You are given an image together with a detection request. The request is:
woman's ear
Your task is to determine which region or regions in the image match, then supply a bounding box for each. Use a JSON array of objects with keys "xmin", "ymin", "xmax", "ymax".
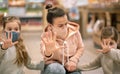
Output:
[
  {"xmin": 45, "ymin": 24, "xmax": 53, "ymax": 32},
  {"xmin": 49, "ymin": 24, "xmax": 54, "ymax": 31}
]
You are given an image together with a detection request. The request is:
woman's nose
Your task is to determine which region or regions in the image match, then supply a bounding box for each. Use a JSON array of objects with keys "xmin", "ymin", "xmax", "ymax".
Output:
[{"xmin": 62, "ymin": 25, "xmax": 66, "ymax": 29}]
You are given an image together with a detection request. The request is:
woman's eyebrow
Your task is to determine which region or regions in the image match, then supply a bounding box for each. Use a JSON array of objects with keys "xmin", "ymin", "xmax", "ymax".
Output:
[{"xmin": 65, "ymin": 22, "xmax": 67, "ymax": 25}]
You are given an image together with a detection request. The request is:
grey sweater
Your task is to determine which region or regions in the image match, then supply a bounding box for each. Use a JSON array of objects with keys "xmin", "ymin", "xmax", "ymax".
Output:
[
  {"xmin": 0, "ymin": 46, "xmax": 44, "ymax": 74},
  {"xmin": 107, "ymin": 48, "xmax": 120, "ymax": 74},
  {"xmin": 78, "ymin": 48, "xmax": 120, "ymax": 74}
]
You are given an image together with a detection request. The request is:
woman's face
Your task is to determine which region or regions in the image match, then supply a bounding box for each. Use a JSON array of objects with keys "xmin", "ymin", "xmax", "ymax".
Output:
[
  {"xmin": 52, "ymin": 15, "xmax": 68, "ymax": 39},
  {"xmin": 4, "ymin": 21, "xmax": 20, "ymax": 32}
]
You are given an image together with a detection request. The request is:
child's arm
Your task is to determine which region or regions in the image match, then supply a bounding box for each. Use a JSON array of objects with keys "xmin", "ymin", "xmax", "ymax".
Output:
[
  {"xmin": 25, "ymin": 56, "xmax": 44, "ymax": 70},
  {"xmin": 0, "ymin": 33, "xmax": 18, "ymax": 58},
  {"xmin": 97, "ymin": 40, "xmax": 120, "ymax": 62},
  {"xmin": 0, "ymin": 43, "xmax": 6, "ymax": 58},
  {"xmin": 106, "ymin": 48, "xmax": 120, "ymax": 62},
  {"xmin": 77, "ymin": 54, "xmax": 102, "ymax": 71},
  {"xmin": 69, "ymin": 31, "xmax": 84, "ymax": 64}
]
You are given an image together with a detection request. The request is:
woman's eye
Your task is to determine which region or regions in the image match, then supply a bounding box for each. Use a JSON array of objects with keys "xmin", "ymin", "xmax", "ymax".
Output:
[{"xmin": 59, "ymin": 25, "xmax": 63, "ymax": 27}]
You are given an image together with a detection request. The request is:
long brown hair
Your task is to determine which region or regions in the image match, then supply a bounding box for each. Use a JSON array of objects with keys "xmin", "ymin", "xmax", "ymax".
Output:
[{"xmin": 2, "ymin": 16, "xmax": 29, "ymax": 66}]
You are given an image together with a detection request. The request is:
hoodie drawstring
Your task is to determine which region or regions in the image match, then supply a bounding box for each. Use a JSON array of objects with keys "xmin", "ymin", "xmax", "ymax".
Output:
[{"xmin": 62, "ymin": 41, "xmax": 69, "ymax": 66}]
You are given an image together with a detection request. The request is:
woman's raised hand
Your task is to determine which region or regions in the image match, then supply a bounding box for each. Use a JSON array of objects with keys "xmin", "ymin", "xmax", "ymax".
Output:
[{"xmin": 41, "ymin": 31, "xmax": 63, "ymax": 56}]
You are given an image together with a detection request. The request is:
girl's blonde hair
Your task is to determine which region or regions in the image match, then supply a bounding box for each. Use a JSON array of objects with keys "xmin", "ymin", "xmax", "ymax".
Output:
[{"xmin": 2, "ymin": 16, "xmax": 28, "ymax": 66}]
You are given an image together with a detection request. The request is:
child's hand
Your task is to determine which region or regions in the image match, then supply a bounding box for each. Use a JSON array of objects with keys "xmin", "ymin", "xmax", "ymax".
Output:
[
  {"xmin": 97, "ymin": 40, "xmax": 112, "ymax": 54},
  {"xmin": 41, "ymin": 31, "xmax": 63, "ymax": 56},
  {"xmin": 65, "ymin": 61, "xmax": 77, "ymax": 72},
  {"xmin": 0, "ymin": 32, "xmax": 18, "ymax": 50},
  {"xmin": 0, "ymin": 37, "xmax": 3, "ymax": 42}
]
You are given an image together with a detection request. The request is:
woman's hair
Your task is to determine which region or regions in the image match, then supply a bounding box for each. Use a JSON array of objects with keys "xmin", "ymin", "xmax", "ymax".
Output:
[
  {"xmin": 101, "ymin": 26, "xmax": 119, "ymax": 48},
  {"xmin": 45, "ymin": 4, "xmax": 65, "ymax": 24},
  {"xmin": 2, "ymin": 16, "xmax": 29, "ymax": 66}
]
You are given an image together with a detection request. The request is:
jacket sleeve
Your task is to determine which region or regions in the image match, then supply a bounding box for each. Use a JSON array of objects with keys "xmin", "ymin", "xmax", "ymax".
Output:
[
  {"xmin": 106, "ymin": 48, "xmax": 120, "ymax": 63},
  {"xmin": 77, "ymin": 54, "xmax": 102, "ymax": 71},
  {"xmin": 69, "ymin": 31, "xmax": 84, "ymax": 63},
  {"xmin": 25, "ymin": 55, "xmax": 44, "ymax": 71},
  {"xmin": 0, "ymin": 46, "xmax": 6, "ymax": 59}
]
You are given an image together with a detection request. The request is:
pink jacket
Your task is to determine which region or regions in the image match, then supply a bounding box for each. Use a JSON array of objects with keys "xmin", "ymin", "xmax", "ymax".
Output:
[{"xmin": 40, "ymin": 22, "xmax": 84, "ymax": 65}]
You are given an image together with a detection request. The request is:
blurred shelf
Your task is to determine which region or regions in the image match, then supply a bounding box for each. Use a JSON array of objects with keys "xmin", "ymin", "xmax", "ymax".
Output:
[
  {"xmin": 78, "ymin": 4, "xmax": 120, "ymax": 38},
  {"xmin": 21, "ymin": 25, "xmax": 43, "ymax": 32}
]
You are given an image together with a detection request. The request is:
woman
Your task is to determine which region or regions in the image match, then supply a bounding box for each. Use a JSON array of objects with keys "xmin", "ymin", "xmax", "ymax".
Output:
[{"xmin": 40, "ymin": 4, "xmax": 84, "ymax": 74}]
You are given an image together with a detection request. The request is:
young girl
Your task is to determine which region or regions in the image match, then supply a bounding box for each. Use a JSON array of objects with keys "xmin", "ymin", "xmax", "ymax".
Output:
[
  {"xmin": 0, "ymin": 16, "xmax": 44, "ymax": 74},
  {"xmin": 78, "ymin": 26, "xmax": 120, "ymax": 74},
  {"xmin": 40, "ymin": 4, "xmax": 84, "ymax": 74}
]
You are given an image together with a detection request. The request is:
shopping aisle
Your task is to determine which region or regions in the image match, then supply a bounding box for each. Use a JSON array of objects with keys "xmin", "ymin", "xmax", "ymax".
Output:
[
  {"xmin": 22, "ymin": 31, "xmax": 42, "ymax": 74},
  {"xmin": 80, "ymin": 39, "xmax": 104, "ymax": 74},
  {"xmin": 22, "ymin": 31, "xmax": 103, "ymax": 74}
]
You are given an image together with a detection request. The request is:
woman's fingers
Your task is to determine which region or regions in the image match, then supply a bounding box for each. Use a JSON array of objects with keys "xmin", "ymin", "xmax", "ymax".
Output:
[
  {"xmin": 41, "ymin": 33, "xmax": 49, "ymax": 43},
  {"xmin": 45, "ymin": 32, "xmax": 50, "ymax": 42},
  {"xmin": 52, "ymin": 32, "xmax": 56, "ymax": 41},
  {"xmin": 47, "ymin": 31, "xmax": 55, "ymax": 41},
  {"xmin": 41, "ymin": 31, "xmax": 57, "ymax": 52},
  {"xmin": 49, "ymin": 31, "xmax": 52, "ymax": 40},
  {"xmin": 41, "ymin": 37, "xmax": 46, "ymax": 44},
  {"xmin": 42, "ymin": 31, "xmax": 56, "ymax": 43}
]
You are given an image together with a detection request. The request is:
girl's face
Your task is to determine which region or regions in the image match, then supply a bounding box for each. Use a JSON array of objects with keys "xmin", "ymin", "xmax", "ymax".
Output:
[
  {"xmin": 102, "ymin": 38, "xmax": 117, "ymax": 49},
  {"xmin": 52, "ymin": 15, "xmax": 68, "ymax": 39},
  {"xmin": 4, "ymin": 21, "xmax": 20, "ymax": 42},
  {"xmin": 4, "ymin": 21, "xmax": 20, "ymax": 32}
]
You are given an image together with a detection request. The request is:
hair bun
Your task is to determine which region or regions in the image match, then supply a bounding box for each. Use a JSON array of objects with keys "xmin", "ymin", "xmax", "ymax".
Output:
[{"xmin": 45, "ymin": 4, "xmax": 52, "ymax": 9}]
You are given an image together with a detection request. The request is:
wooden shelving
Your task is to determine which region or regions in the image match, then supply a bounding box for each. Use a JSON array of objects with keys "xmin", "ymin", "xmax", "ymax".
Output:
[{"xmin": 79, "ymin": 5, "xmax": 120, "ymax": 37}]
